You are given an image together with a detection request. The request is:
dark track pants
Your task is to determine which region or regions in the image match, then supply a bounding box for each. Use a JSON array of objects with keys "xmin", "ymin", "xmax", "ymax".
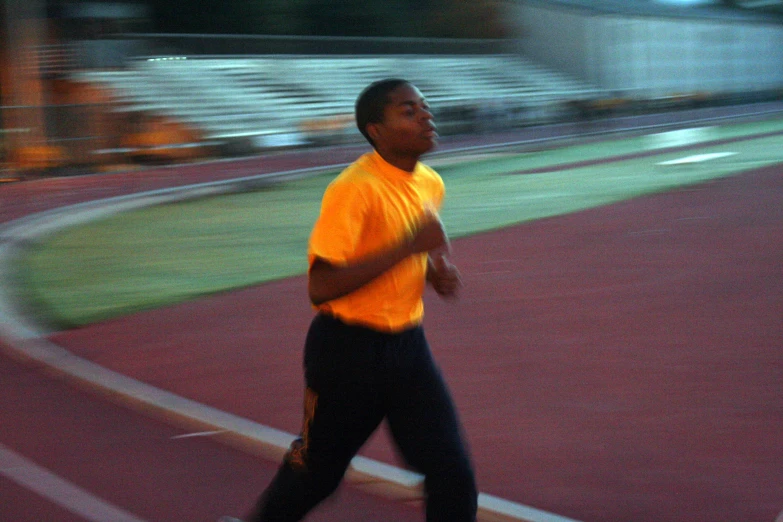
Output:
[{"xmin": 250, "ymin": 313, "xmax": 477, "ymax": 522}]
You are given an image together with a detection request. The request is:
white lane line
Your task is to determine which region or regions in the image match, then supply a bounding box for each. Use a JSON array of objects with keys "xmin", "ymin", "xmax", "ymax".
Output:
[
  {"xmin": 0, "ymin": 442, "xmax": 147, "ymax": 522},
  {"xmin": 0, "ymin": 175, "xmax": 583, "ymax": 522},
  {"xmin": 480, "ymin": 493, "xmax": 582, "ymax": 522},
  {"xmin": 627, "ymin": 228, "xmax": 669, "ymax": 236},
  {"xmin": 3, "ymin": 334, "xmax": 582, "ymax": 521},
  {"xmin": 171, "ymin": 429, "xmax": 227, "ymax": 439}
]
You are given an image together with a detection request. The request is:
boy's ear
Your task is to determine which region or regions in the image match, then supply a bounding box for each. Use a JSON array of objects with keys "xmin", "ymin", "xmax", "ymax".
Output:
[{"xmin": 367, "ymin": 122, "xmax": 381, "ymax": 143}]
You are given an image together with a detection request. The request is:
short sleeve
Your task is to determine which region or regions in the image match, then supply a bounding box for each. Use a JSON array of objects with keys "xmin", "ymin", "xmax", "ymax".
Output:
[
  {"xmin": 308, "ymin": 180, "xmax": 368, "ymax": 267},
  {"xmin": 422, "ymin": 165, "xmax": 445, "ymax": 211}
]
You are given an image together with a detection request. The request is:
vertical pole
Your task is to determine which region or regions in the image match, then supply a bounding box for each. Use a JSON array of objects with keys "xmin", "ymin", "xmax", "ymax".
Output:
[{"xmin": 1, "ymin": 0, "xmax": 47, "ymax": 152}]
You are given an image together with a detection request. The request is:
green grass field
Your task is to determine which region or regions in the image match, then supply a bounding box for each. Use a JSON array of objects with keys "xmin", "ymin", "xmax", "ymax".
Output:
[{"xmin": 16, "ymin": 119, "xmax": 783, "ymax": 328}]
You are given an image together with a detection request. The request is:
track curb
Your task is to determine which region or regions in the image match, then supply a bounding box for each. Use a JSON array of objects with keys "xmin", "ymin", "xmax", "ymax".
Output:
[{"xmin": 0, "ymin": 170, "xmax": 581, "ymax": 522}]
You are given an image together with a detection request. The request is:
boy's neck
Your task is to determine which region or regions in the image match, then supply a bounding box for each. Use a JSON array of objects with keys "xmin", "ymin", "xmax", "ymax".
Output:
[{"xmin": 376, "ymin": 149, "xmax": 418, "ymax": 173}]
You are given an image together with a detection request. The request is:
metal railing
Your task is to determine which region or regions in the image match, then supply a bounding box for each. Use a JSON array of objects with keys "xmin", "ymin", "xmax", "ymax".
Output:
[{"xmin": 112, "ymin": 33, "xmax": 517, "ymax": 59}]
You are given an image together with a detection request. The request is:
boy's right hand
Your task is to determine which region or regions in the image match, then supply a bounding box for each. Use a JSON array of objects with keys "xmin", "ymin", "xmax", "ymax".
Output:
[{"xmin": 408, "ymin": 209, "xmax": 450, "ymax": 256}]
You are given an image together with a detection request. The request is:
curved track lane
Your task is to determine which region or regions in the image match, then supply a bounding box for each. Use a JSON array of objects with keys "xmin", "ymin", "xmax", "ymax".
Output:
[{"xmin": 2, "ymin": 111, "xmax": 782, "ymax": 521}]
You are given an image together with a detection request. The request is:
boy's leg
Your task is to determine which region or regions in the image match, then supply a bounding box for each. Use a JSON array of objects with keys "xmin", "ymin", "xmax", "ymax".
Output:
[
  {"xmin": 385, "ymin": 327, "xmax": 477, "ymax": 522},
  {"xmin": 250, "ymin": 386, "xmax": 384, "ymax": 521},
  {"xmin": 249, "ymin": 315, "xmax": 386, "ymax": 522}
]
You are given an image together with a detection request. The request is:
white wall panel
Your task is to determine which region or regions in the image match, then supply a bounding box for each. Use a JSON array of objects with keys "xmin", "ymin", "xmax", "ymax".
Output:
[
  {"xmin": 516, "ymin": 4, "xmax": 590, "ymax": 79},
  {"xmin": 512, "ymin": 1, "xmax": 783, "ymax": 97}
]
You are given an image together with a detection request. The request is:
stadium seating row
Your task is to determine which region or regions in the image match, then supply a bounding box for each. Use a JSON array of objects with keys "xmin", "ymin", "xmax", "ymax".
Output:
[
  {"xmin": 74, "ymin": 54, "xmax": 603, "ymax": 146},
  {"xmin": 1, "ymin": 54, "xmax": 604, "ymax": 176}
]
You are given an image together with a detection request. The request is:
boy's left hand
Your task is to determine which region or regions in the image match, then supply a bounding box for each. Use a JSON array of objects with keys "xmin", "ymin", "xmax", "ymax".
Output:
[{"xmin": 427, "ymin": 255, "xmax": 462, "ymax": 299}]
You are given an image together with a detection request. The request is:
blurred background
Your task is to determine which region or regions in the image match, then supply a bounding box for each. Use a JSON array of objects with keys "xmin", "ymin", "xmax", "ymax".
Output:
[
  {"xmin": 2, "ymin": 3, "xmax": 783, "ymax": 521},
  {"xmin": 1, "ymin": 0, "xmax": 782, "ymax": 179}
]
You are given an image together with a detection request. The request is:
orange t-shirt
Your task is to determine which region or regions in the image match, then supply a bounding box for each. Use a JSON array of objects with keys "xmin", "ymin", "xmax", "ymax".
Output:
[{"xmin": 308, "ymin": 151, "xmax": 445, "ymax": 332}]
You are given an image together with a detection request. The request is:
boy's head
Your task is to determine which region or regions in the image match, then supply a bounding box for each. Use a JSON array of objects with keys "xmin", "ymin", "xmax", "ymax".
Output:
[
  {"xmin": 355, "ymin": 78, "xmax": 410, "ymax": 147},
  {"xmin": 355, "ymin": 79, "xmax": 437, "ymax": 159}
]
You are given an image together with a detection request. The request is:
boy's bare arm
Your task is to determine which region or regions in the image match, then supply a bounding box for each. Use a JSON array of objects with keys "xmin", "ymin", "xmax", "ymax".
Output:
[
  {"xmin": 309, "ymin": 213, "xmax": 449, "ymax": 305},
  {"xmin": 427, "ymin": 254, "xmax": 462, "ymax": 299}
]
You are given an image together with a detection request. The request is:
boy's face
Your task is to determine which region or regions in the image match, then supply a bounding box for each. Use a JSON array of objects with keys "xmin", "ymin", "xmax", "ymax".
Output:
[{"xmin": 369, "ymin": 83, "xmax": 437, "ymax": 158}]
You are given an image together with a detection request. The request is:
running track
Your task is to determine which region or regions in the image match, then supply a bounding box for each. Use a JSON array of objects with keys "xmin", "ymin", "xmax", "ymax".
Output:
[{"xmin": 1, "ymin": 118, "xmax": 782, "ymax": 521}]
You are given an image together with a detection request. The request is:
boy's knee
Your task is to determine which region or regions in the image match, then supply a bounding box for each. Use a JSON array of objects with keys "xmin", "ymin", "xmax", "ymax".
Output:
[{"xmin": 284, "ymin": 437, "xmax": 347, "ymax": 492}]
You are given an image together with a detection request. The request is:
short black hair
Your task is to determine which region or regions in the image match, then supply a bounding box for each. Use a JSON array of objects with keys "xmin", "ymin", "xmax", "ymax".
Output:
[{"xmin": 355, "ymin": 78, "xmax": 410, "ymax": 147}]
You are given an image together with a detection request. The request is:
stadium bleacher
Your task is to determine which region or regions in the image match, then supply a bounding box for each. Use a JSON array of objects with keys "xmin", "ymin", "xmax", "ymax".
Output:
[{"xmin": 72, "ymin": 54, "xmax": 603, "ymax": 154}]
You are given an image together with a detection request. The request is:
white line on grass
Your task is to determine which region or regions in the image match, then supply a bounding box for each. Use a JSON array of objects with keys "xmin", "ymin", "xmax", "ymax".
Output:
[{"xmin": 656, "ymin": 151, "xmax": 737, "ymax": 166}]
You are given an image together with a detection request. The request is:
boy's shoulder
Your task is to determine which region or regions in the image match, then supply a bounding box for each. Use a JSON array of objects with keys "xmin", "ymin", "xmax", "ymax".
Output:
[
  {"xmin": 416, "ymin": 161, "xmax": 441, "ymax": 180},
  {"xmin": 330, "ymin": 154, "xmax": 376, "ymax": 187}
]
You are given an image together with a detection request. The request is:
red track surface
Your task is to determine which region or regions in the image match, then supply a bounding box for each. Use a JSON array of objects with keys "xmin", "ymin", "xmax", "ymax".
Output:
[
  {"xmin": 0, "ymin": 349, "xmax": 423, "ymax": 522},
  {"xmin": 1, "ymin": 137, "xmax": 782, "ymax": 521}
]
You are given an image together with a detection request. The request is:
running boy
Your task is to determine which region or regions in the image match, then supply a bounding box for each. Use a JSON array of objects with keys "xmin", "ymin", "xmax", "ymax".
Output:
[{"xmin": 238, "ymin": 78, "xmax": 477, "ymax": 522}]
